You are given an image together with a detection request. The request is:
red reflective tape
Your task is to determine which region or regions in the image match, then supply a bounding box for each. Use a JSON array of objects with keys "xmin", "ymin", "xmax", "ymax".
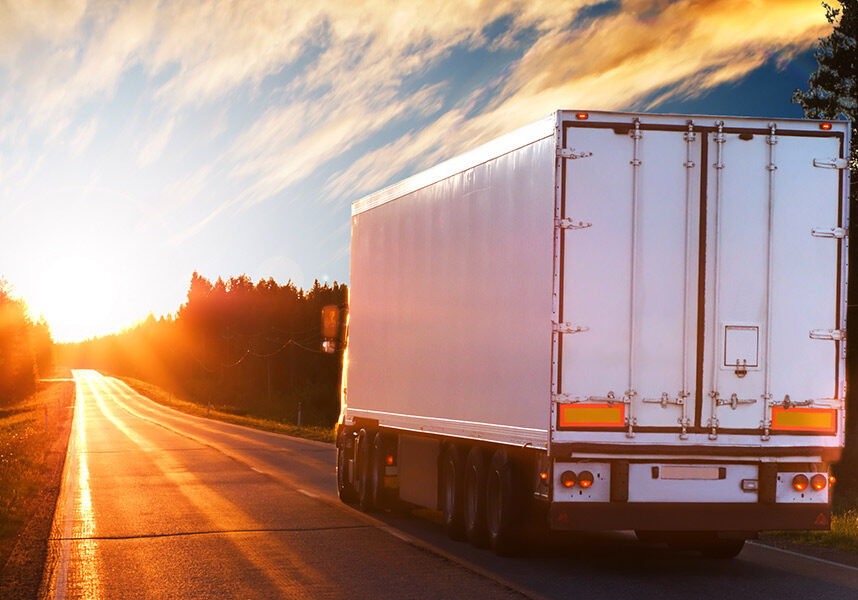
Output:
[
  {"xmin": 558, "ymin": 403, "xmax": 625, "ymax": 428},
  {"xmin": 771, "ymin": 407, "xmax": 837, "ymax": 433}
]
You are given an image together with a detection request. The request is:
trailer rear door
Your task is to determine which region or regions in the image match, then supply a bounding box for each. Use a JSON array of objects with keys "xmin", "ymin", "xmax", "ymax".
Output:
[{"xmin": 555, "ymin": 116, "xmax": 845, "ymax": 441}]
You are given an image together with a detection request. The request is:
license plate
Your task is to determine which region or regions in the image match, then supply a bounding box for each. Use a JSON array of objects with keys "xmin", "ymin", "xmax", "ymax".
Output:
[{"xmin": 660, "ymin": 465, "xmax": 721, "ymax": 480}]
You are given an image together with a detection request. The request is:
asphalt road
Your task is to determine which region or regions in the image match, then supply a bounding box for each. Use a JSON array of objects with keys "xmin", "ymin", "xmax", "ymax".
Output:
[{"xmin": 41, "ymin": 370, "xmax": 858, "ymax": 599}]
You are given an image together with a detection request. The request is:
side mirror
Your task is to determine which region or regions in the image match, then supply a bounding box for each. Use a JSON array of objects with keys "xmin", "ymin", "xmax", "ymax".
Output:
[{"xmin": 321, "ymin": 305, "xmax": 343, "ymax": 353}]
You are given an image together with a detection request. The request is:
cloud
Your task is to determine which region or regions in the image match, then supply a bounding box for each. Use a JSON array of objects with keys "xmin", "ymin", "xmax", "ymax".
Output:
[
  {"xmin": 325, "ymin": 0, "xmax": 831, "ymax": 202},
  {"xmin": 137, "ymin": 116, "xmax": 175, "ymax": 167},
  {"xmin": 0, "ymin": 0, "xmax": 832, "ymax": 243},
  {"xmin": 68, "ymin": 117, "xmax": 98, "ymax": 156},
  {"xmin": 0, "ymin": 0, "xmax": 86, "ymax": 62}
]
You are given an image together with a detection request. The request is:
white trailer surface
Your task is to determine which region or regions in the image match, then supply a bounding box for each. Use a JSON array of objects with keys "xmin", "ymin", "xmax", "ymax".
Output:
[{"xmin": 337, "ymin": 110, "xmax": 851, "ymax": 551}]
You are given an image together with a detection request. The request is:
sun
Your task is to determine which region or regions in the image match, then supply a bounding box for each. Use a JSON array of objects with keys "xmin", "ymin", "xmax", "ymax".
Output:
[{"xmin": 31, "ymin": 255, "xmax": 120, "ymax": 343}]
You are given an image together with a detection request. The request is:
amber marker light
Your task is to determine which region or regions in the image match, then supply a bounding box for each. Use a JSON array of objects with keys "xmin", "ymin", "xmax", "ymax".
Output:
[
  {"xmin": 830, "ymin": 475, "xmax": 837, "ymax": 486},
  {"xmin": 792, "ymin": 474, "xmax": 809, "ymax": 492},
  {"xmin": 386, "ymin": 455, "xmax": 394, "ymax": 466},
  {"xmin": 811, "ymin": 474, "xmax": 827, "ymax": 491},
  {"xmin": 820, "ymin": 122, "xmax": 832, "ymax": 130},
  {"xmin": 539, "ymin": 471, "xmax": 549, "ymax": 481},
  {"xmin": 578, "ymin": 471, "xmax": 594, "ymax": 488},
  {"xmin": 575, "ymin": 112, "xmax": 589, "ymax": 120},
  {"xmin": 560, "ymin": 471, "xmax": 577, "ymax": 488}
]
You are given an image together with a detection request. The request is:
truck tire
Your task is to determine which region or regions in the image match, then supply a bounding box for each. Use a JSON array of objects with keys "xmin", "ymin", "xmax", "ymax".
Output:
[
  {"xmin": 355, "ymin": 428, "xmax": 375, "ymax": 512},
  {"xmin": 441, "ymin": 445, "xmax": 466, "ymax": 540},
  {"xmin": 369, "ymin": 432, "xmax": 387, "ymax": 509},
  {"xmin": 697, "ymin": 538, "xmax": 745, "ymax": 559},
  {"xmin": 661, "ymin": 531, "xmax": 746, "ymax": 559},
  {"xmin": 486, "ymin": 450, "xmax": 520, "ymax": 555},
  {"xmin": 336, "ymin": 438, "xmax": 358, "ymax": 504},
  {"xmin": 464, "ymin": 447, "xmax": 489, "ymax": 547},
  {"xmin": 634, "ymin": 530, "xmax": 665, "ymax": 544}
]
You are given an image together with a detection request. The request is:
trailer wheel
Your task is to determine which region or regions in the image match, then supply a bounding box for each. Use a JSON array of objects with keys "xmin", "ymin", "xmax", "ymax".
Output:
[
  {"xmin": 464, "ymin": 447, "xmax": 489, "ymax": 547},
  {"xmin": 661, "ymin": 532, "xmax": 746, "ymax": 559},
  {"xmin": 697, "ymin": 538, "xmax": 745, "ymax": 559},
  {"xmin": 634, "ymin": 530, "xmax": 665, "ymax": 544},
  {"xmin": 441, "ymin": 445, "xmax": 466, "ymax": 540},
  {"xmin": 336, "ymin": 435, "xmax": 358, "ymax": 504},
  {"xmin": 486, "ymin": 450, "xmax": 520, "ymax": 555},
  {"xmin": 369, "ymin": 432, "xmax": 388, "ymax": 510},
  {"xmin": 355, "ymin": 428, "xmax": 375, "ymax": 512}
]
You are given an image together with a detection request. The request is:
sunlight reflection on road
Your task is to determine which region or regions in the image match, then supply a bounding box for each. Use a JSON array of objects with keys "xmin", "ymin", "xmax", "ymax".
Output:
[{"xmin": 70, "ymin": 380, "xmax": 100, "ymax": 599}]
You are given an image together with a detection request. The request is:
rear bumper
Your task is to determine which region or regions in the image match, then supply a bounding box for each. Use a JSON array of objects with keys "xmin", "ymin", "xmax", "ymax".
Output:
[{"xmin": 549, "ymin": 502, "xmax": 830, "ymax": 532}]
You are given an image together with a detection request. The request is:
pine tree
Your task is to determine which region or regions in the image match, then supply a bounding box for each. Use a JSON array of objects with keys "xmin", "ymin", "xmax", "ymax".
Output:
[
  {"xmin": 794, "ymin": 1, "xmax": 858, "ymax": 501},
  {"xmin": 793, "ymin": 0, "xmax": 856, "ymax": 182}
]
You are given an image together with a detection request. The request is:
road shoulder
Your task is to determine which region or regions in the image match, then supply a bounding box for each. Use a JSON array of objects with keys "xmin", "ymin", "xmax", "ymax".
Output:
[{"xmin": 0, "ymin": 378, "xmax": 75, "ymax": 600}]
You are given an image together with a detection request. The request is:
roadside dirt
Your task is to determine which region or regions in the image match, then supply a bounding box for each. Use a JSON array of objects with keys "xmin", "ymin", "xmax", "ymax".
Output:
[{"xmin": 0, "ymin": 377, "xmax": 75, "ymax": 600}]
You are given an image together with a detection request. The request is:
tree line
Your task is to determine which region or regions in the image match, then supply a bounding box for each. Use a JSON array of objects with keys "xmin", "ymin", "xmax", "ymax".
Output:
[
  {"xmin": 0, "ymin": 281, "xmax": 55, "ymax": 405},
  {"xmin": 60, "ymin": 273, "xmax": 347, "ymax": 427}
]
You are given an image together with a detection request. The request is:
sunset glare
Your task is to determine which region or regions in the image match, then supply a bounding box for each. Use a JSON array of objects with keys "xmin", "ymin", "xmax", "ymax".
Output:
[{"xmin": 0, "ymin": 0, "xmax": 832, "ymax": 341}]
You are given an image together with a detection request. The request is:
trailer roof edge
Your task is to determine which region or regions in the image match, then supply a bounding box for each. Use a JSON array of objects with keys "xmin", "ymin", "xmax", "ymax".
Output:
[{"xmin": 351, "ymin": 114, "xmax": 557, "ymax": 216}]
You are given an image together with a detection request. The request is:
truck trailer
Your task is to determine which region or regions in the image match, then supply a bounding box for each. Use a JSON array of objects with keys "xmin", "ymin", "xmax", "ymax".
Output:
[{"xmin": 329, "ymin": 110, "xmax": 851, "ymax": 557}]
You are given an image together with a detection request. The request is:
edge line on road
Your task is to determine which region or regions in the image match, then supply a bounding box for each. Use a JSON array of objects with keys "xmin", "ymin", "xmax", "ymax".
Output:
[
  {"xmin": 101, "ymin": 376, "xmax": 548, "ymax": 600},
  {"xmin": 48, "ymin": 524, "xmax": 372, "ymax": 541},
  {"xmin": 747, "ymin": 541, "xmax": 858, "ymax": 573}
]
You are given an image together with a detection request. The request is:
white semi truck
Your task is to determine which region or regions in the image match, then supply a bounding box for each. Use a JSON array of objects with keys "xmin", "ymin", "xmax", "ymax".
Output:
[{"xmin": 326, "ymin": 110, "xmax": 851, "ymax": 557}]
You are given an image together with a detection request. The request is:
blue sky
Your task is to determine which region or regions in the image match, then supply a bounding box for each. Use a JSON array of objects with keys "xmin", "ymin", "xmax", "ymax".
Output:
[{"xmin": 0, "ymin": 0, "xmax": 832, "ymax": 341}]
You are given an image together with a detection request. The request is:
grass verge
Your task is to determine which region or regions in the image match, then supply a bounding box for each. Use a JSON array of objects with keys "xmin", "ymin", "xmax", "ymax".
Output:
[
  {"xmin": 763, "ymin": 510, "xmax": 858, "ymax": 554},
  {"xmin": 117, "ymin": 376, "xmax": 336, "ymax": 444},
  {"xmin": 0, "ymin": 369, "xmax": 75, "ymax": 598}
]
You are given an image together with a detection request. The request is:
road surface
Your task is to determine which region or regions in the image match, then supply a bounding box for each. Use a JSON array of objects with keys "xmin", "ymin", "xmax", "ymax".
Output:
[{"xmin": 41, "ymin": 370, "xmax": 858, "ymax": 599}]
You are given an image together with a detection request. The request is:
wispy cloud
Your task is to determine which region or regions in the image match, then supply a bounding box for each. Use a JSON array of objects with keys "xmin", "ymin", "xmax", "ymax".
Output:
[
  {"xmin": 137, "ymin": 116, "xmax": 175, "ymax": 167},
  {"xmin": 0, "ymin": 0, "xmax": 831, "ymax": 272},
  {"xmin": 68, "ymin": 117, "xmax": 98, "ymax": 156},
  {"xmin": 325, "ymin": 0, "xmax": 831, "ymax": 201}
]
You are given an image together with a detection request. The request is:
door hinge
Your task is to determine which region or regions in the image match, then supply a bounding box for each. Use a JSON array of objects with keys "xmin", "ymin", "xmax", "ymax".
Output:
[
  {"xmin": 813, "ymin": 157, "xmax": 848, "ymax": 169},
  {"xmin": 811, "ymin": 226, "xmax": 847, "ymax": 239},
  {"xmin": 555, "ymin": 218, "xmax": 592, "ymax": 230},
  {"xmin": 557, "ymin": 148, "xmax": 593, "ymax": 160},
  {"xmin": 809, "ymin": 329, "xmax": 845, "ymax": 341},
  {"xmin": 552, "ymin": 322, "xmax": 589, "ymax": 334}
]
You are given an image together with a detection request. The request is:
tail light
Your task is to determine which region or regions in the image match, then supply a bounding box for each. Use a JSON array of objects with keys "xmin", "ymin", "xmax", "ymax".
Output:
[
  {"xmin": 792, "ymin": 474, "xmax": 809, "ymax": 492},
  {"xmin": 811, "ymin": 474, "xmax": 827, "ymax": 491},
  {"xmin": 560, "ymin": 471, "xmax": 577, "ymax": 488},
  {"xmin": 578, "ymin": 471, "xmax": 594, "ymax": 488}
]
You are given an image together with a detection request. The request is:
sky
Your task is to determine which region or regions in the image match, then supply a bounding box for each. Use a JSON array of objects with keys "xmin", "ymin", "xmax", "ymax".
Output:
[{"xmin": 0, "ymin": 0, "xmax": 834, "ymax": 342}]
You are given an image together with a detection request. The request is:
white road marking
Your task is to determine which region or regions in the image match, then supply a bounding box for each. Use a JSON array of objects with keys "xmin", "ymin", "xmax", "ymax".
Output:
[
  {"xmin": 748, "ymin": 541, "xmax": 858, "ymax": 572},
  {"xmin": 52, "ymin": 380, "xmax": 80, "ymax": 600},
  {"xmin": 296, "ymin": 489, "xmax": 318, "ymax": 499},
  {"xmin": 379, "ymin": 526, "xmax": 412, "ymax": 543}
]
